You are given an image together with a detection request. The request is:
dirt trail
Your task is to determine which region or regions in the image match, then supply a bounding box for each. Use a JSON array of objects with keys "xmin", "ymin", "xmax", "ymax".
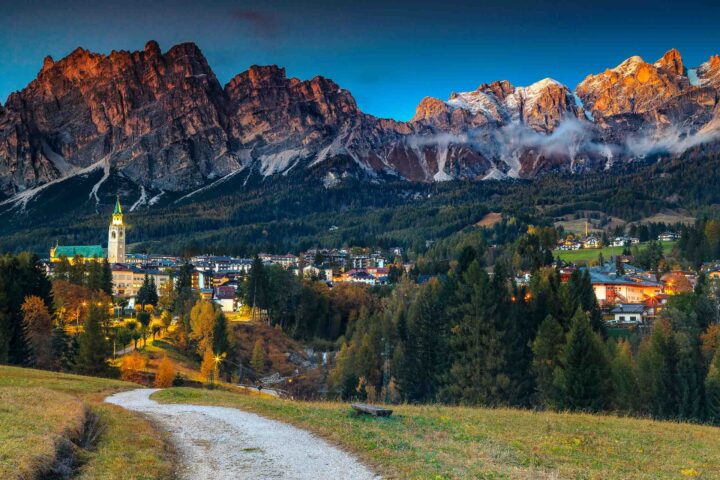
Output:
[{"xmin": 106, "ymin": 389, "xmax": 378, "ymax": 480}]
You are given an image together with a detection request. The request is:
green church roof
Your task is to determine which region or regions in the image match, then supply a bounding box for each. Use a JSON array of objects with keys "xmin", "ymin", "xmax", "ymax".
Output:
[
  {"xmin": 53, "ymin": 245, "xmax": 106, "ymax": 259},
  {"xmin": 114, "ymin": 196, "xmax": 122, "ymax": 215}
]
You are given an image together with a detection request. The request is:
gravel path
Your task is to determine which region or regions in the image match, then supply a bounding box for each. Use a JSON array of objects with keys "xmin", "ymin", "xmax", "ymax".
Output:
[{"xmin": 105, "ymin": 389, "xmax": 378, "ymax": 480}]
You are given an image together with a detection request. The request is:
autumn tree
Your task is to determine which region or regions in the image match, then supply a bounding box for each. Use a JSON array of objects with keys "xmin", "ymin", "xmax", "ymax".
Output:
[
  {"xmin": 190, "ymin": 300, "xmax": 216, "ymax": 356},
  {"xmin": 200, "ymin": 347, "xmax": 218, "ymax": 385},
  {"xmin": 120, "ymin": 351, "xmax": 147, "ymax": 383},
  {"xmin": 155, "ymin": 355, "xmax": 175, "ymax": 388},
  {"xmin": 21, "ymin": 295, "xmax": 54, "ymax": 369}
]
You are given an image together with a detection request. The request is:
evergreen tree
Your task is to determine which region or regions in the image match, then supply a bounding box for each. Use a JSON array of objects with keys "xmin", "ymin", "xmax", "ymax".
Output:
[
  {"xmin": 705, "ymin": 348, "xmax": 720, "ymax": 424},
  {"xmin": 245, "ymin": 256, "xmax": 269, "ymax": 315},
  {"xmin": 136, "ymin": 275, "xmax": 152, "ymax": 306},
  {"xmin": 397, "ymin": 279, "xmax": 447, "ymax": 402},
  {"xmin": 676, "ymin": 332, "xmax": 705, "ymax": 420},
  {"xmin": 447, "ymin": 261, "xmax": 508, "ymax": 405},
  {"xmin": 553, "ymin": 309, "xmax": 612, "ymax": 412},
  {"xmin": 75, "ymin": 304, "xmax": 109, "ymax": 375},
  {"xmin": 50, "ymin": 326, "xmax": 75, "ymax": 372},
  {"xmin": 101, "ymin": 259, "xmax": 113, "ymax": 296},
  {"xmin": 212, "ymin": 310, "xmax": 231, "ymax": 359},
  {"xmin": 531, "ymin": 315, "xmax": 565, "ymax": 406},
  {"xmin": 636, "ymin": 319, "xmax": 680, "ymax": 418},
  {"xmin": 610, "ymin": 340, "xmax": 638, "ymax": 412},
  {"xmin": 250, "ymin": 338, "xmax": 266, "ymax": 374},
  {"xmin": 147, "ymin": 276, "xmax": 159, "ymax": 306},
  {"xmin": 0, "ymin": 253, "xmax": 52, "ymax": 365}
]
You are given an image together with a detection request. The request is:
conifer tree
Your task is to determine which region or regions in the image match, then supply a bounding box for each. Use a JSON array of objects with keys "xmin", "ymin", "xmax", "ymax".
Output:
[
  {"xmin": 676, "ymin": 332, "xmax": 705, "ymax": 420},
  {"xmin": 553, "ymin": 309, "xmax": 612, "ymax": 412},
  {"xmin": 76, "ymin": 304, "xmax": 109, "ymax": 375},
  {"xmin": 101, "ymin": 259, "xmax": 113, "ymax": 296},
  {"xmin": 50, "ymin": 326, "xmax": 75, "ymax": 371},
  {"xmin": 636, "ymin": 319, "xmax": 680, "ymax": 418},
  {"xmin": 250, "ymin": 338, "xmax": 266, "ymax": 374},
  {"xmin": 610, "ymin": 340, "xmax": 638, "ymax": 412},
  {"xmin": 448, "ymin": 260, "xmax": 508, "ymax": 405},
  {"xmin": 705, "ymin": 348, "xmax": 720, "ymax": 424},
  {"xmin": 532, "ymin": 314, "xmax": 565, "ymax": 406},
  {"xmin": 397, "ymin": 279, "xmax": 447, "ymax": 402}
]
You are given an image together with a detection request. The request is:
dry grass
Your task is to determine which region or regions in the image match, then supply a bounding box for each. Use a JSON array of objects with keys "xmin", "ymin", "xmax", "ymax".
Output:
[
  {"xmin": 0, "ymin": 387, "xmax": 85, "ymax": 478},
  {"xmin": 639, "ymin": 209, "xmax": 696, "ymax": 225},
  {"xmin": 154, "ymin": 388, "xmax": 720, "ymax": 479},
  {"xmin": 0, "ymin": 365, "xmax": 173, "ymax": 479},
  {"xmin": 476, "ymin": 212, "xmax": 503, "ymax": 228}
]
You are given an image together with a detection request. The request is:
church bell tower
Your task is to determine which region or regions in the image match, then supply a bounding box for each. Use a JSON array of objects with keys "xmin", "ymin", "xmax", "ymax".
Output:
[{"xmin": 108, "ymin": 196, "xmax": 126, "ymax": 264}]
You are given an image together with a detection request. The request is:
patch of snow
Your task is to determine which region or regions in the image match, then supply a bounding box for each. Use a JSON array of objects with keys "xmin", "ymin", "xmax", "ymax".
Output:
[
  {"xmin": 147, "ymin": 190, "xmax": 164, "ymax": 206},
  {"xmin": 323, "ymin": 172, "xmax": 340, "ymax": 188},
  {"xmin": 482, "ymin": 168, "xmax": 508, "ymax": 180},
  {"xmin": 259, "ymin": 149, "xmax": 304, "ymax": 176},
  {"xmin": 0, "ymin": 159, "xmax": 107, "ymax": 212},
  {"xmin": 88, "ymin": 157, "xmax": 111, "ymax": 205},
  {"xmin": 687, "ymin": 68, "xmax": 701, "ymax": 86},
  {"xmin": 433, "ymin": 170, "xmax": 453, "ymax": 181},
  {"xmin": 175, "ymin": 168, "xmax": 244, "ymax": 203},
  {"xmin": 129, "ymin": 186, "xmax": 147, "ymax": 212},
  {"xmin": 573, "ymin": 92, "xmax": 594, "ymax": 121},
  {"xmin": 446, "ymin": 90, "xmax": 504, "ymax": 119}
]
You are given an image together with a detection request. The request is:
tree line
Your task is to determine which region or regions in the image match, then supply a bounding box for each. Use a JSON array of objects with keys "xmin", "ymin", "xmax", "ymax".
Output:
[{"xmin": 327, "ymin": 245, "xmax": 720, "ymax": 425}]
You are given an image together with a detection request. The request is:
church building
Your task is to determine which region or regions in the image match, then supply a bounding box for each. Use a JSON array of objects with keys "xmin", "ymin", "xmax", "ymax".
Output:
[
  {"xmin": 107, "ymin": 197, "xmax": 126, "ymax": 263},
  {"xmin": 50, "ymin": 197, "xmax": 127, "ymax": 264}
]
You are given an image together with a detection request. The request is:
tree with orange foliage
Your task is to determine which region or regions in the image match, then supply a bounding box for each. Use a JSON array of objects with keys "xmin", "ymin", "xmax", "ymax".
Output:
[
  {"xmin": 21, "ymin": 295, "xmax": 54, "ymax": 369},
  {"xmin": 155, "ymin": 355, "xmax": 175, "ymax": 388},
  {"xmin": 200, "ymin": 347, "xmax": 218, "ymax": 385},
  {"xmin": 120, "ymin": 351, "xmax": 147, "ymax": 384}
]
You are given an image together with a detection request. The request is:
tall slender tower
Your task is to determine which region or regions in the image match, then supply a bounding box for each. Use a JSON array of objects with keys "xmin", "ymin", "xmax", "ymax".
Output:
[{"xmin": 108, "ymin": 196, "xmax": 126, "ymax": 264}]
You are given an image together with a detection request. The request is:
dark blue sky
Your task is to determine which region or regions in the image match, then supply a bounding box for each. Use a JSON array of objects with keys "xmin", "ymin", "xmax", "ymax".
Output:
[{"xmin": 2, "ymin": 0, "xmax": 719, "ymax": 120}]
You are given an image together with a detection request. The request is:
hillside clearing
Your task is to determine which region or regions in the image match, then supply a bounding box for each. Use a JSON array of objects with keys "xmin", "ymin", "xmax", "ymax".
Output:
[
  {"xmin": 553, "ymin": 241, "xmax": 676, "ymax": 263},
  {"xmin": 154, "ymin": 387, "xmax": 720, "ymax": 479},
  {"xmin": 0, "ymin": 365, "xmax": 173, "ymax": 480}
]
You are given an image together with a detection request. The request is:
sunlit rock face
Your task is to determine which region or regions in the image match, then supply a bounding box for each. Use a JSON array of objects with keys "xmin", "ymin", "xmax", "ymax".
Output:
[{"xmin": 1, "ymin": 43, "xmax": 720, "ymax": 197}]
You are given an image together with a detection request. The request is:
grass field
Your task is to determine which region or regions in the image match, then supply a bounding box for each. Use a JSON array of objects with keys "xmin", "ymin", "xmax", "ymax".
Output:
[
  {"xmin": 0, "ymin": 365, "xmax": 173, "ymax": 480},
  {"xmin": 553, "ymin": 241, "xmax": 677, "ymax": 263},
  {"xmin": 154, "ymin": 387, "xmax": 720, "ymax": 480}
]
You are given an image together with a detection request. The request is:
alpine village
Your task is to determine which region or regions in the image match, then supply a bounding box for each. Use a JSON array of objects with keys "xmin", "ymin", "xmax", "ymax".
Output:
[{"xmin": 4, "ymin": 4, "xmax": 720, "ymax": 479}]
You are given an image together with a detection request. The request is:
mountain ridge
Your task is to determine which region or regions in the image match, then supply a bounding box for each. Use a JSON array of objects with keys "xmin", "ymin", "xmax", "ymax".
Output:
[{"xmin": 1, "ymin": 41, "xmax": 719, "ymax": 203}]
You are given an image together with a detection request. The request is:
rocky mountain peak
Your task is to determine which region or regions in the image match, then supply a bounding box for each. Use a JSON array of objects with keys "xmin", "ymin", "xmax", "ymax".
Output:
[
  {"xmin": 654, "ymin": 48, "xmax": 684, "ymax": 76},
  {"xmin": 576, "ymin": 53, "xmax": 685, "ymax": 119}
]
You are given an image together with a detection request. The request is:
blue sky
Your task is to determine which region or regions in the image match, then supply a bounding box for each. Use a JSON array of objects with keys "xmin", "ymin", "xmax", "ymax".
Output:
[{"xmin": 1, "ymin": 0, "xmax": 719, "ymax": 120}]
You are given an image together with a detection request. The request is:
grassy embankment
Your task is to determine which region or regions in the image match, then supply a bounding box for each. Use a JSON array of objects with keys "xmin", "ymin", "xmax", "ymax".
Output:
[
  {"xmin": 553, "ymin": 241, "xmax": 676, "ymax": 263},
  {"xmin": 155, "ymin": 387, "xmax": 720, "ymax": 479},
  {"xmin": 0, "ymin": 365, "xmax": 173, "ymax": 480}
]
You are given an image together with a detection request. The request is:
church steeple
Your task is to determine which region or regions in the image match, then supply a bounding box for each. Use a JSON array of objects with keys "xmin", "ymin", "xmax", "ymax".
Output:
[
  {"xmin": 112, "ymin": 195, "xmax": 124, "ymax": 226},
  {"xmin": 108, "ymin": 195, "xmax": 126, "ymax": 263}
]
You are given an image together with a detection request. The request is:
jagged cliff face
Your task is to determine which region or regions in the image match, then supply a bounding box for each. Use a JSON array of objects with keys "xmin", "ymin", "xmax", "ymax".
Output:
[
  {"xmin": 575, "ymin": 49, "xmax": 720, "ymax": 141},
  {"xmin": 0, "ymin": 41, "xmax": 241, "ymax": 194},
  {"xmin": 1, "ymin": 43, "xmax": 720, "ymax": 199}
]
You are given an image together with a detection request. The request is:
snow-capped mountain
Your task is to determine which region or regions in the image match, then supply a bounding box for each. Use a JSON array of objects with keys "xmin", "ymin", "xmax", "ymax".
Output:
[{"xmin": 1, "ymin": 42, "xmax": 720, "ymax": 205}]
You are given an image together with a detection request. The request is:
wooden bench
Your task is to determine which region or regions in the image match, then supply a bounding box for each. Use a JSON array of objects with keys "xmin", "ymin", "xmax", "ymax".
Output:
[{"xmin": 351, "ymin": 403, "xmax": 393, "ymax": 417}]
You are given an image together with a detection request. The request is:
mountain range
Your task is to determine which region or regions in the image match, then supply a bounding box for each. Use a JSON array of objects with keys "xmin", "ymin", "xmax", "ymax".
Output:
[{"xmin": 1, "ymin": 41, "xmax": 720, "ymax": 210}]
